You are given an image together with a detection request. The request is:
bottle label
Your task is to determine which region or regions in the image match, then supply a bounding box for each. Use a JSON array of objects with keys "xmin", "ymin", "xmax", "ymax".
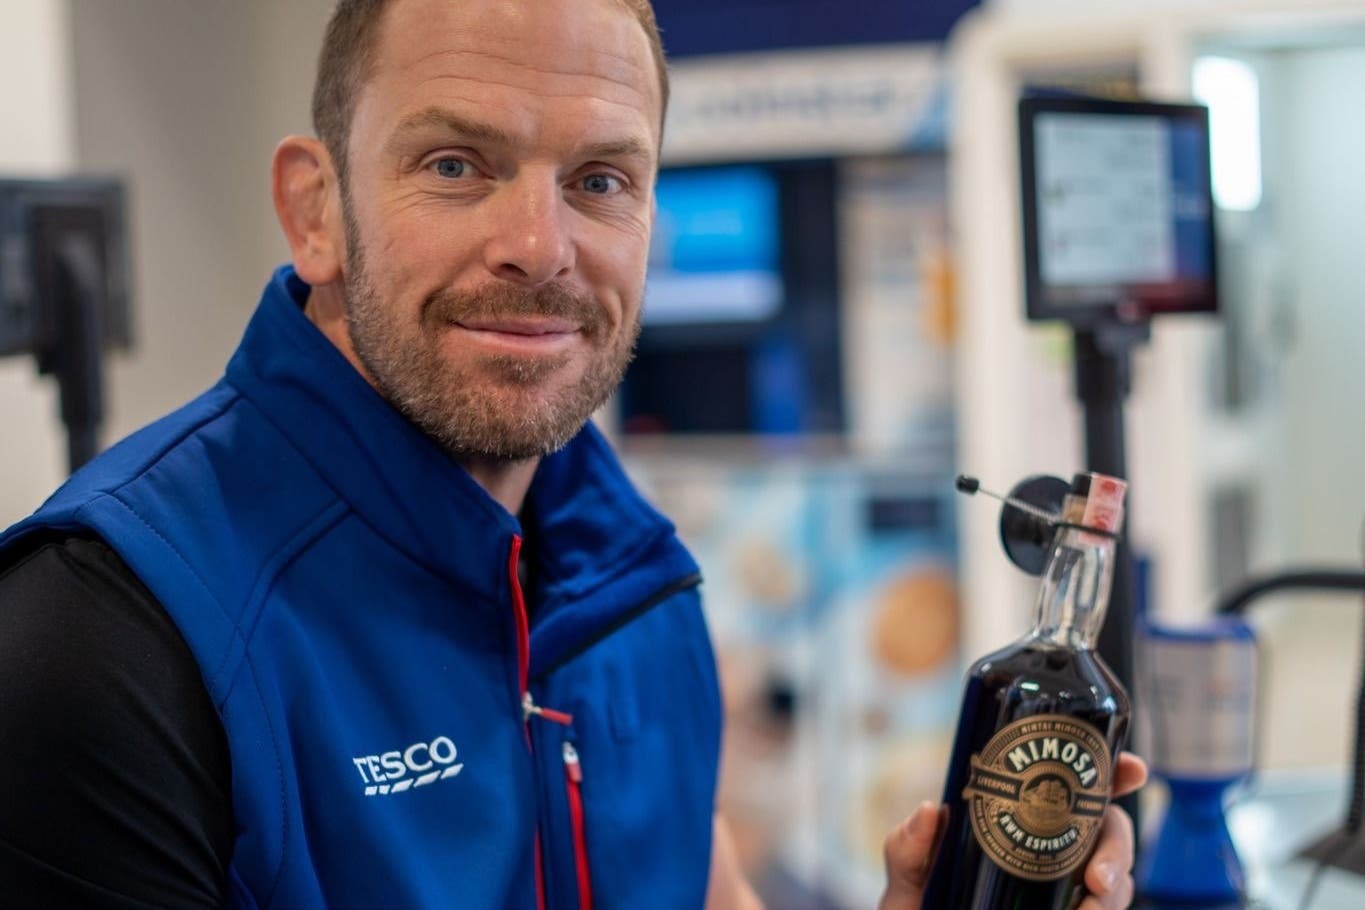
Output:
[
  {"xmin": 1079, "ymin": 474, "xmax": 1126, "ymax": 543},
  {"xmin": 961, "ymin": 714, "xmax": 1113, "ymax": 881}
]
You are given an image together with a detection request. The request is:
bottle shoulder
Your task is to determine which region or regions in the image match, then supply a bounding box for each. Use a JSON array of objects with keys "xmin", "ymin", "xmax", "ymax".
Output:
[{"xmin": 967, "ymin": 640, "xmax": 1130, "ymax": 711}]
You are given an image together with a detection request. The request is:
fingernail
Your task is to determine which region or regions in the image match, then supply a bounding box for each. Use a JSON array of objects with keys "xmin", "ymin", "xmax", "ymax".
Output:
[{"xmin": 1095, "ymin": 861, "xmax": 1119, "ymax": 892}]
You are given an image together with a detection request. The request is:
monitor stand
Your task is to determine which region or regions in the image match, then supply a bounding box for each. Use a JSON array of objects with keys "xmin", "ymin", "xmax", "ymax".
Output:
[
  {"xmin": 37, "ymin": 233, "xmax": 107, "ymax": 473},
  {"xmin": 1072, "ymin": 319, "xmax": 1152, "ymax": 833}
]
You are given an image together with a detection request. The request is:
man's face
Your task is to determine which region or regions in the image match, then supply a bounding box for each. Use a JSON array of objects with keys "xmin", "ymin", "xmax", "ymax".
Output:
[{"xmin": 339, "ymin": 0, "xmax": 660, "ymax": 461}]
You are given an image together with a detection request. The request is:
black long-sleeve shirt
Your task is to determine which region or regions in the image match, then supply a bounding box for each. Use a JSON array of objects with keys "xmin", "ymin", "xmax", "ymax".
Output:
[{"xmin": 0, "ymin": 535, "xmax": 232, "ymax": 908}]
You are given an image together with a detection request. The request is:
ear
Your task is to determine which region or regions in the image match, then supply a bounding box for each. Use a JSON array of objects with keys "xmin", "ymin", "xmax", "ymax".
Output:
[{"xmin": 272, "ymin": 136, "xmax": 344, "ymax": 286}]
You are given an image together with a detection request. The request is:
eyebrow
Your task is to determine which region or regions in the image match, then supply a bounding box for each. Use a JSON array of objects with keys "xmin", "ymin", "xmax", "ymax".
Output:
[
  {"xmin": 386, "ymin": 106, "xmax": 654, "ymax": 166},
  {"xmin": 388, "ymin": 108, "xmax": 516, "ymax": 150},
  {"xmin": 579, "ymin": 137, "xmax": 654, "ymax": 166}
]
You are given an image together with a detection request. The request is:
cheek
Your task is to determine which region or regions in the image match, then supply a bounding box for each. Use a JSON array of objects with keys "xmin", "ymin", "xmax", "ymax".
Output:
[
  {"xmin": 372, "ymin": 197, "xmax": 457, "ymax": 259},
  {"xmin": 368, "ymin": 205, "xmax": 481, "ymax": 293},
  {"xmin": 582, "ymin": 226, "xmax": 650, "ymax": 317}
]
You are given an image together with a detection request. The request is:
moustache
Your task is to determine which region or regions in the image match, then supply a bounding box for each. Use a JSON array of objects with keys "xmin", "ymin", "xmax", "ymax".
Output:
[{"xmin": 423, "ymin": 283, "xmax": 608, "ymax": 339}]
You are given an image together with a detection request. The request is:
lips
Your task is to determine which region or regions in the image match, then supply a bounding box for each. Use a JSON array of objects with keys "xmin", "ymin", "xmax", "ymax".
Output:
[
  {"xmin": 454, "ymin": 317, "xmax": 580, "ymax": 336},
  {"xmin": 424, "ymin": 283, "xmax": 604, "ymax": 359},
  {"xmin": 444, "ymin": 317, "xmax": 583, "ymax": 358}
]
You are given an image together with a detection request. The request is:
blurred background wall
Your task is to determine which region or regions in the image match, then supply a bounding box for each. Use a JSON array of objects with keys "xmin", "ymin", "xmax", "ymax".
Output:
[
  {"xmin": 1, "ymin": 0, "xmax": 336, "ymax": 519},
  {"xmin": 3, "ymin": 1, "xmax": 1365, "ymax": 907},
  {"xmin": 0, "ymin": 0, "xmax": 75, "ymax": 523},
  {"xmin": 67, "ymin": 0, "xmax": 335, "ymax": 448}
]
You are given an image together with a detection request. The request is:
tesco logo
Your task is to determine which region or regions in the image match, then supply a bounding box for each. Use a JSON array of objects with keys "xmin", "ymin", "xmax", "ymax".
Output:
[{"xmin": 351, "ymin": 735, "xmax": 464, "ymax": 797}]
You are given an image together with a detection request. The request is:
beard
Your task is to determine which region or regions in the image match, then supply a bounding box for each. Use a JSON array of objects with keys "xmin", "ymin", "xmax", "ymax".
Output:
[{"xmin": 340, "ymin": 207, "xmax": 640, "ymax": 463}]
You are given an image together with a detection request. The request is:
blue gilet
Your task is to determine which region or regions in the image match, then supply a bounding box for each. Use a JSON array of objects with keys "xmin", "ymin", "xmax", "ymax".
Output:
[{"xmin": 0, "ymin": 267, "xmax": 721, "ymax": 910}]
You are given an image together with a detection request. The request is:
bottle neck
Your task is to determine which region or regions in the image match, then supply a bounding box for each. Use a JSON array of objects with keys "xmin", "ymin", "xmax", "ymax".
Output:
[{"xmin": 1028, "ymin": 525, "xmax": 1117, "ymax": 650}]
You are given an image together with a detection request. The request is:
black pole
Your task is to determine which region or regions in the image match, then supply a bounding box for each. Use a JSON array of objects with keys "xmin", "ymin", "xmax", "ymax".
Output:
[
  {"xmin": 1073, "ymin": 323, "xmax": 1150, "ymax": 840},
  {"xmin": 1073, "ymin": 327, "xmax": 1139, "ymax": 689},
  {"xmin": 1, "ymin": 179, "xmax": 127, "ymax": 475},
  {"xmin": 51, "ymin": 234, "xmax": 106, "ymax": 473}
]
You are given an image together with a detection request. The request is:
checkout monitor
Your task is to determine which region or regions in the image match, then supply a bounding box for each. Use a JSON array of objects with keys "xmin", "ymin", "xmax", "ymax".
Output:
[
  {"xmin": 619, "ymin": 161, "xmax": 844, "ymax": 437},
  {"xmin": 1018, "ymin": 96, "xmax": 1217, "ymax": 324}
]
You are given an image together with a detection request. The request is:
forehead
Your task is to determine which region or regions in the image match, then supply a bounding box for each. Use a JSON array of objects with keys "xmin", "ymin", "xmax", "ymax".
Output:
[{"xmin": 357, "ymin": 0, "xmax": 660, "ymax": 152}]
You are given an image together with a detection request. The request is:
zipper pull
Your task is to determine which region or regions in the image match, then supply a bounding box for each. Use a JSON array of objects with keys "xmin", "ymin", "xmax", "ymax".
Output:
[
  {"xmin": 562, "ymin": 741, "xmax": 583, "ymax": 783},
  {"xmin": 523, "ymin": 691, "xmax": 574, "ymax": 726},
  {"xmin": 562, "ymin": 740, "xmax": 594, "ymax": 910}
]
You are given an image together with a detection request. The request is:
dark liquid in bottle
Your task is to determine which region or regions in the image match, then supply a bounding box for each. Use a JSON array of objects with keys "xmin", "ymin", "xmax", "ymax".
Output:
[{"xmin": 923, "ymin": 642, "xmax": 1129, "ymax": 910}]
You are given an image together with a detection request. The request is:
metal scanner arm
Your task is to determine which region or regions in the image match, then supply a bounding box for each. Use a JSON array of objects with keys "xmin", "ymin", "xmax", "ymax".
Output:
[
  {"xmin": 1216, "ymin": 570, "xmax": 1365, "ymax": 618},
  {"xmin": 1216, "ymin": 568, "xmax": 1365, "ymax": 870}
]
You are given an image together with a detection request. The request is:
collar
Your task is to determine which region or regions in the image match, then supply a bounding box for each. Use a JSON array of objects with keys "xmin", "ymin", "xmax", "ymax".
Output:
[
  {"xmin": 524, "ymin": 418, "xmax": 700, "ymax": 676},
  {"xmin": 226, "ymin": 267, "xmax": 696, "ymax": 642}
]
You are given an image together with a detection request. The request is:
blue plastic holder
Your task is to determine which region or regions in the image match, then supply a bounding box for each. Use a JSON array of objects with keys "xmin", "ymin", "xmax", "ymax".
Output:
[
  {"xmin": 1137, "ymin": 619, "xmax": 1257, "ymax": 906},
  {"xmin": 1138, "ymin": 776, "xmax": 1246, "ymax": 904}
]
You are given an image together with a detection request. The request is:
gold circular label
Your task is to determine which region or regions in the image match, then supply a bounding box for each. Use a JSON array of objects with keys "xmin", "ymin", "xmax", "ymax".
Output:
[{"xmin": 961, "ymin": 714, "xmax": 1113, "ymax": 881}]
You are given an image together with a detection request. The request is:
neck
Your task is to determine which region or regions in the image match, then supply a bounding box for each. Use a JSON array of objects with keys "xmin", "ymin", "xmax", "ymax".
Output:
[
  {"xmin": 458, "ymin": 456, "xmax": 540, "ymax": 517},
  {"xmin": 1029, "ymin": 526, "xmax": 1115, "ymax": 650},
  {"xmin": 303, "ymin": 285, "xmax": 540, "ymax": 517},
  {"xmin": 304, "ymin": 281, "xmax": 369, "ymax": 382}
]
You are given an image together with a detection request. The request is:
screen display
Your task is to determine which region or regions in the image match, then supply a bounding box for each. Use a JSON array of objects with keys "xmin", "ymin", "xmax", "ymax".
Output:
[
  {"xmin": 1019, "ymin": 97, "xmax": 1217, "ymax": 323},
  {"xmin": 620, "ymin": 160, "xmax": 844, "ymax": 437},
  {"xmin": 644, "ymin": 166, "xmax": 784, "ymax": 326}
]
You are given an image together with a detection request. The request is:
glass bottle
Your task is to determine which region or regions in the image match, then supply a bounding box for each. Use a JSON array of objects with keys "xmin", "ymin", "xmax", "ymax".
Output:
[{"xmin": 922, "ymin": 472, "xmax": 1131, "ymax": 909}]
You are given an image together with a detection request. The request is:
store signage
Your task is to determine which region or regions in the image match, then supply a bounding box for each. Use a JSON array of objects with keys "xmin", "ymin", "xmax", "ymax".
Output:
[
  {"xmin": 652, "ymin": 0, "xmax": 981, "ymax": 58},
  {"xmin": 662, "ymin": 45, "xmax": 946, "ymax": 164}
]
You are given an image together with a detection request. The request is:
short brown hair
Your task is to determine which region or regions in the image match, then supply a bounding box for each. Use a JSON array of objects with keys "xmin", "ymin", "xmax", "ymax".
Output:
[{"xmin": 311, "ymin": 0, "xmax": 669, "ymax": 181}]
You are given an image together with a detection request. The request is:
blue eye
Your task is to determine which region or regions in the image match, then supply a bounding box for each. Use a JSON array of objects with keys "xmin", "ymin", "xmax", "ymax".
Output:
[
  {"xmin": 582, "ymin": 174, "xmax": 622, "ymax": 195},
  {"xmin": 433, "ymin": 158, "xmax": 468, "ymax": 179}
]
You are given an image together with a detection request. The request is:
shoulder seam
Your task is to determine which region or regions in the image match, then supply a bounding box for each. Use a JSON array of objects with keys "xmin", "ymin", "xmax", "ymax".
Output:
[
  {"xmin": 78, "ymin": 493, "xmax": 238, "ymax": 642},
  {"xmin": 215, "ymin": 499, "xmax": 350, "ymax": 701},
  {"xmin": 89, "ymin": 387, "xmax": 243, "ymax": 505},
  {"xmin": 244, "ymin": 650, "xmax": 291, "ymax": 910},
  {"xmin": 241, "ymin": 500, "xmax": 351, "ymax": 655},
  {"xmin": 211, "ymin": 499, "xmax": 350, "ymax": 908}
]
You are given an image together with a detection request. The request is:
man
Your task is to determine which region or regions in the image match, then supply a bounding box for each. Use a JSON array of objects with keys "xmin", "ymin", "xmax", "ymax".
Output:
[{"xmin": 0, "ymin": 1, "xmax": 1143, "ymax": 907}]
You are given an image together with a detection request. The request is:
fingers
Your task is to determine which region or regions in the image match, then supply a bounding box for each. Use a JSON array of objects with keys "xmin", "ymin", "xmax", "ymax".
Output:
[
  {"xmin": 884, "ymin": 801, "xmax": 943, "ymax": 887},
  {"xmin": 1076, "ymin": 754, "xmax": 1144, "ymax": 909},
  {"xmin": 1081, "ymin": 804, "xmax": 1136, "ymax": 909},
  {"xmin": 705, "ymin": 815, "xmax": 765, "ymax": 910},
  {"xmin": 877, "ymin": 801, "xmax": 946, "ymax": 910},
  {"xmin": 1111, "ymin": 752, "xmax": 1149, "ymax": 799},
  {"xmin": 1078, "ymin": 872, "xmax": 1134, "ymax": 910},
  {"xmin": 876, "ymin": 754, "xmax": 1146, "ymax": 910}
]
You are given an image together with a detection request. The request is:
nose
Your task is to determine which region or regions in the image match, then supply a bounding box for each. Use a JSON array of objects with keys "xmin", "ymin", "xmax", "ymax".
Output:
[{"xmin": 483, "ymin": 172, "xmax": 575, "ymax": 286}]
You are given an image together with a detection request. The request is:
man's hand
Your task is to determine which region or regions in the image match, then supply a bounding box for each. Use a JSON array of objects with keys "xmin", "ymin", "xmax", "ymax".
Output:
[
  {"xmin": 705, "ymin": 813, "xmax": 765, "ymax": 910},
  {"xmin": 878, "ymin": 752, "xmax": 1148, "ymax": 910}
]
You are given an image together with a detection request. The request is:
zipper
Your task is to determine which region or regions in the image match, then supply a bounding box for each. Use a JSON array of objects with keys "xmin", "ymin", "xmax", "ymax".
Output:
[
  {"xmin": 512, "ymin": 541, "xmax": 700, "ymax": 909},
  {"xmin": 509, "ymin": 536, "xmax": 547, "ymax": 910},
  {"xmin": 561, "ymin": 742, "xmax": 594, "ymax": 910},
  {"xmin": 510, "ymin": 536, "xmax": 532, "ymax": 718},
  {"xmin": 525, "ymin": 691, "xmax": 574, "ymax": 726},
  {"xmin": 511, "ymin": 535, "xmax": 578, "ymax": 910}
]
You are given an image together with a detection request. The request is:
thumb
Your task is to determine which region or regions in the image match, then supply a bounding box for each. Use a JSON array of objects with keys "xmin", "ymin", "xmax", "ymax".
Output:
[{"xmin": 878, "ymin": 802, "xmax": 948, "ymax": 910}]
